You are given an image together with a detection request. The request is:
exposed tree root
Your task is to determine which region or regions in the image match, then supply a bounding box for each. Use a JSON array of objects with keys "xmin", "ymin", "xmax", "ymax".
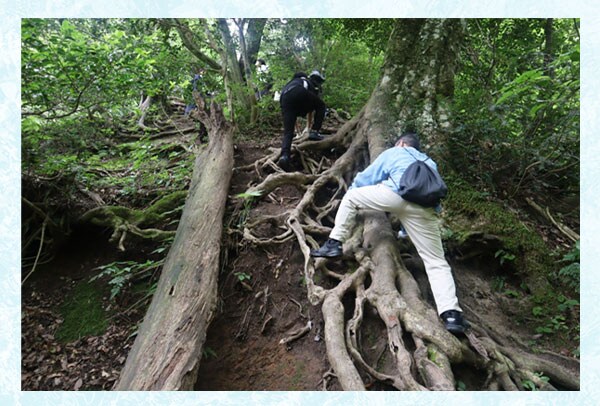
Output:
[
  {"xmin": 244, "ymin": 172, "xmax": 318, "ymax": 197},
  {"xmin": 280, "ymin": 320, "xmax": 312, "ymax": 346},
  {"xmin": 238, "ymin": 111, "xmax": 579, "ymax": 391},
  {"xmin": 235, "ymin": 20, "xmax": 578, "ymax": 391},
  {"xmin": 319, "ymin": 368, "xmax": 337, "ymax": 390},
  {"xmin": 526, "ymin": 197, "xmax": 580, "ymax": 242},
  {"xmin": 78, "ymin": 191, "xmax": 187, "ymax": 250}
]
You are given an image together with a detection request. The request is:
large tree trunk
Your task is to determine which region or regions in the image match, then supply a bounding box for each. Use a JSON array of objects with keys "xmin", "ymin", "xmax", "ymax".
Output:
[
  {"xmin": 114, "ymin": 96, "xmax": 234, "ymax": 390},
  {"xmin": 168, "ymin": 18, "xmax": 265, "ymax": 125},
  {"xmin": 246, "ymin": 19, "xmax": 267, "ymax": 64},
  {"xmin": 241, "ymin": 18, "xmax": 579, "ymax": 391},
  {"xmin": 370, "ymin": 19, "xmax": 460, "ymax": 151},
  {"xmin": 235, "ymin": 19, "xmax": 260, "ymax": 123},
  {"xmin": 324, "ymin": 18, "xmax": 466, "ymax": 390},
  {"xmin": 237, "ymin": 18, "xmax": 267, "ymax": 78},
  {"xmin": 217, "ymin": 18, "xmax": 256, "ymax": 124}
]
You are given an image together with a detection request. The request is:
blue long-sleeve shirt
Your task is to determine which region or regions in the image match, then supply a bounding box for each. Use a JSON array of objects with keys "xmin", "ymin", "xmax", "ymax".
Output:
[{"xmin": 351, "ymin": 146, "xmax": 438, "ymax": 194}]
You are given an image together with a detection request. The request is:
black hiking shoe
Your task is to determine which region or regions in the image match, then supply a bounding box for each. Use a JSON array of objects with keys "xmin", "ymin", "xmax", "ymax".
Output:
[
  {"xmin": 308, "ymin": 131, "xmax": 324, "ymax": 141},
  {"xmin": 440, "ymin": 310, "xmax": 469, "ymax": 335},
  {"xmin": 278, "ymin": 154, "xmax": 292, "ymax": 171},
  {"xmin": 310, "ymin": 238, "xmax": 343, "ymax": 258}
]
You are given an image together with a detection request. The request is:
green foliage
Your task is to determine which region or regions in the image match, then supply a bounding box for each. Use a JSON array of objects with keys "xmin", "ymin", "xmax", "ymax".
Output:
[
  {"xmin": 235, "ymin": 191, "xmax": 263, "ymax": 199},
  {"xmin": 444, "ymin": 175, "xmax": 554, "ymax": 285},
  {"xmin": 234, "ymin": 271, "xmax": 252, "ymax": 282},
  {"xmin": 21, "ymin": 18, "xmax": 384, "ymax": 190},
  {"xmin": 427, "ymin": 347, "xmax": 437, "ymax": 363},
  {"xmin": 522, "ymin": 379, "xmax": 536, "ymax": 391},
  {"xmin": 333, "ymin": 19, "xmax": 394, "ymax": 55},
  {"xmin": 531, "ymin": 293, "xmax": 578, "ymax": 344},
  {"xmin": 21, "ymin": 19, "xmax": 195, "ymax": 205},
  {"xmin": 557, "ymin": 240, "xmax": 580, "ymax": 293},
  {"xmin": 444, "ymin": 173, "xmax": 581, "ymax": 347},
  {"xmin": 531, "ymin": 306, "xmax": 544, "ymax": 318},
  {"xmin": 491, "ymin": 276, "xmax": 505, "ymax": 292},
  {"xmin": 503, "ymin": 289, "xmax": 520, "ymax": 298},
  {"xmin": 535, "ymin": 314, "xmax": 568, "ymax": 335},
  {"xmin": 557, "ymin": 296, "xmax": 579, "ymax": 313},
  {"xmin": 318, "ymin": 38, "xmax": 383, "ymax": 114},
  {"xmin": 202, "ymin": 346, "xmax": 218, "ymax": 360},
  {"xmin": 91, "ymin": 259, "xmax": 164, "ymax": 299},
  {"xmin": 234, "ymin": 190, "xmax": 262, "ymax": 229},
  {"xmin": 494, "ymin": 249, "xmax": 516, "ymax": 265},
  {"xmin": 22, "ymin": 19, "xmax": 188, "ymax": 121},
  {"xmin": 55, "ymin": 281, "xmax": 108, "ymax": 342},
  {"xmin": 492, "ymin": 276, "xmax": 520, "ymax": 298},
  {"xmin": 260, "ymin": 19, "xmax": 384, "ymax": 115},
  {"xmin": 450, "ymin": 19, "xmax": 579, "ymax": 203},
  {"xmin": 442, "ymin": 19, "xmax": 579, "ymax": 355},
  {"xmin": 537, "ymin": 372, "xmax": 550, "ymax": 383}
]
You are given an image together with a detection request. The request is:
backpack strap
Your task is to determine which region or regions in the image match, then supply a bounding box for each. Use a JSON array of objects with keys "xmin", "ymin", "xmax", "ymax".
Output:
[
  {"xmin": 282, "ymin": 77, "xmax": 310, "ymax": 96},
  {"xmin": 404, "ymin": 147, "xmax": 430, "ymax": 163},
  {"xmin": 388, "ymin": 148, "xmax": 430, "ymax": 191}
]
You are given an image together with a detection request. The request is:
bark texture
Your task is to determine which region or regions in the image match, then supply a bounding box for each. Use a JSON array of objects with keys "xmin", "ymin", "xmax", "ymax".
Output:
[{"xmin": 114, "ymin": 96, "xmax": 234, "ymax": 390}]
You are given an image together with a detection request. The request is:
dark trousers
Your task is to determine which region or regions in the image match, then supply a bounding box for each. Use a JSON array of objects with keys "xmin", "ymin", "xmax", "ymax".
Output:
[{"xmin": 280, "ymin": 87, "xmax": 326, "ymax": 156}]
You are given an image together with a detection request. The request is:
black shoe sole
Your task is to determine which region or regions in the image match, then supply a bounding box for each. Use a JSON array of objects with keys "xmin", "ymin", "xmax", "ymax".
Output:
[
  {"xmin": 446, "ymin": 326, "xmax": 467, "ymax": 335},
  {"xmin": 446, "ymin": 320, "xmax": 470, "ymax": 335},
  {"xmin": 310, "ymin": 250, "xmax": 342, "ymax": 258}
]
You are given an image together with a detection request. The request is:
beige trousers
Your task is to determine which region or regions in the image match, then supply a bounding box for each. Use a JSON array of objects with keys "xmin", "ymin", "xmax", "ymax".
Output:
[{"xmin": 330, "ymin": 184, "xmax": 461, "ymax": 315}]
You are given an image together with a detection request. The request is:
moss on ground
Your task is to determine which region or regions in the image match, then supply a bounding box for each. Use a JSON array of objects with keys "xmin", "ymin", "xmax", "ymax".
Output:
[
  {"xmin": 442, "ymin": 174, "xmax": 579, "ymax": 357},
  {"xmin": 442, "ymin": 174, "xmax": 556, "ymax": 296},
  {"xmin": 290, "ymin": 360, "xmax": 306, "ymax": 390},
  {"xmin": 55, "ymin": 280, "xmax": 108, "ymax": 343}
]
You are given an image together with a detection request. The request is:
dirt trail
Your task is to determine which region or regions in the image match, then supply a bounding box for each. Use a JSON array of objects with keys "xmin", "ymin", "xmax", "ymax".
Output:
[
  {"xmin": 194, "ymin": 139, "xmax": 338, "ymax": 390},
  {"xmin": 194, "ymin": 136, "xmax": 577, "ymax": 390},
  {"xmin": 22, "ymin": 133, "xmax": 577, "ymax": 391}
]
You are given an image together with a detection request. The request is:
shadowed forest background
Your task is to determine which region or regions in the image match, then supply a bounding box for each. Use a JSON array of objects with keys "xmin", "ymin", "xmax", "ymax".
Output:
[{"xmin": 21, "ymin": 18, "xmax": 579, "ymax": 391}]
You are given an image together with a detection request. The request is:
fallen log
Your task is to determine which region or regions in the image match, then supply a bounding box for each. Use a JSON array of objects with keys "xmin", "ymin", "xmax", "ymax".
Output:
[{"xmin": 114, "ymin": 96, "xmax": 234, "ymax": 390}]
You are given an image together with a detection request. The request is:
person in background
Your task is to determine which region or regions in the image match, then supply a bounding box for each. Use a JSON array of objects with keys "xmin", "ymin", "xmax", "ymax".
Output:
[
  {"xmin": 277, "ymin": 70, "xmax": 327, "ymax": 171},
  {"xmin": 184, "ymin": 68, "xmax": 210, "ymax": 115},
  {"xmin": 183, "ymin": 68, "xmax": 211, "ymax": 142},
  {"xmin": 310, "ymin": 132, "xmax": 469, "ymax": 335},
  {"xmin": 254, "ymin": 59, "xmax": 273, "ymax": 100}
]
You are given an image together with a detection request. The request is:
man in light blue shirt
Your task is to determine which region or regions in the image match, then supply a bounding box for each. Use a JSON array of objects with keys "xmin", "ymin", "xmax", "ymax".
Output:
[
  {"xmin": 351, "ymin": 138, "xmax": 437, "ymax": 194},
  {"xmin": 310, "ymin": 132, "xmax": 468, "ymax": 334}
]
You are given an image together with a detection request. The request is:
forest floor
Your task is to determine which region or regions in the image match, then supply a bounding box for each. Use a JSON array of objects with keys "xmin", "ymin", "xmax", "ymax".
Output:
[{"xmin": 21, "ymin": 116, "xmax": 579, "ymax": 391}]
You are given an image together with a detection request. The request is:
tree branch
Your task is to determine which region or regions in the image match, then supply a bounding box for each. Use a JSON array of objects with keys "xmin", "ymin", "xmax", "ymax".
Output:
[{"xmin": 168, "ymin": 19, "xmax": 222, "ymax": 71}]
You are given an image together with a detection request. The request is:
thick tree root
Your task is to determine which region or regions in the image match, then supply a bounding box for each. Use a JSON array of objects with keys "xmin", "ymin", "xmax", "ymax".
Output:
[
  {"xmin": 78, "ymin": 191, "xmax": 186, "ymax": 250},
  {"xmin": 238, "ymin": 107, "xmax": 579, "ymax": 391}
]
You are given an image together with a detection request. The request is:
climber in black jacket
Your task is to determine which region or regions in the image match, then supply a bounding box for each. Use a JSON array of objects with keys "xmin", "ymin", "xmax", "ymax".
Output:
[{"xmin": 277, "ymin": 70, "xmax": 326, "ymax": 170}]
